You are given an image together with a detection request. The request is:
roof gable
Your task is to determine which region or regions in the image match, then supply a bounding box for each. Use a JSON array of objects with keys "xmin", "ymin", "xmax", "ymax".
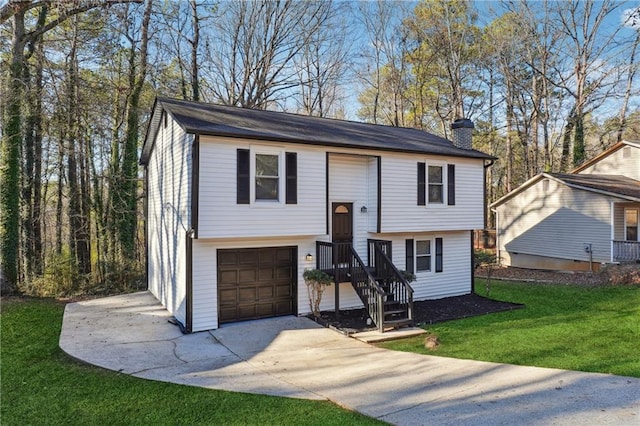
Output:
[
  {"xmin": 140, "ymin": 97, "xmax": 494, "ymax": 165},
  {"xmin": 571, "ymin": 141, "xmax": 640, "ymax": 173},
  {"xmin": 491, "ymin": 173, "xmax": 640, "ymax": 208}
]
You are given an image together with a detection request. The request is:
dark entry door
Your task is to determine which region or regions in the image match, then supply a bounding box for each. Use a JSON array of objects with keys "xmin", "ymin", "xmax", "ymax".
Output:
[
  {"xmin": 332, "ymin": 203, "xmax": 353, "ymax": 263},
  {"xmin": 217, "ymin": 247, "xmax": 297, "ymax": 324}
]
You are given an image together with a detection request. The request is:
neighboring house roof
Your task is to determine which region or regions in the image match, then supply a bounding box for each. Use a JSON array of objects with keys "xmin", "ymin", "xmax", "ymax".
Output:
[
  {"xmin": 140, "ymin": 97, "xmax": 494, "ymax": 165},
  {"xmin": 571, "ymin": 140, "xmax": 640, "ymax": 173},
  {"xmin": 491, "ymin": 173, "xmax": 640, "ymax": 208}
]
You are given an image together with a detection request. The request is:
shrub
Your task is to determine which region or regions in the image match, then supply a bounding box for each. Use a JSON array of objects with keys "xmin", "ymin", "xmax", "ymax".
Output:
[
  {"xmin": 20, "ymin": 252, "xmax": 84, "ymax": 297},
  {"xmin": 303, "ymin": 269, "xmax": 333, "ymax": 317},
  {"xmin": 400, "ymin": 270, "xmax": 416, "ymax": 283}
]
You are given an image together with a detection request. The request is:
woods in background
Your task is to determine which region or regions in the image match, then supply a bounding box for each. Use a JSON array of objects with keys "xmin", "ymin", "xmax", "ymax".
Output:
[{"xmin": 1, "ymin": 0, "xmax": 639, "ymax": 295}]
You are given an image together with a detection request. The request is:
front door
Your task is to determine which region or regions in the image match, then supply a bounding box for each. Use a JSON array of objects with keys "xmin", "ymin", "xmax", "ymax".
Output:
[{"xmin": 332, "ymin": 203, "xmax": 353, "ymax": 263}]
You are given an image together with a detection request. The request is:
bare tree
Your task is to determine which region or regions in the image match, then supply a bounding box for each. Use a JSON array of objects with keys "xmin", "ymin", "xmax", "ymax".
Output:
[
  {"xmin": 551, "ymin": 0, "xmax": 626, "ymax": 169},
  {"xmin": 356, "ymin": 0, "xmax": 412, "ymax": 126},
  {"xmin": 293, "ymin": 1, "xmax": 351, "ymax": 117},
  {"xmin": 201, "ymin": 0, "xmax": 333, "ymax": 109}
]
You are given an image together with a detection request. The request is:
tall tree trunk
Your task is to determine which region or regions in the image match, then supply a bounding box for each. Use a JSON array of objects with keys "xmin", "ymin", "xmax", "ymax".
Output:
[
  {"xmin": 0, "ymin": 9, "xmax": 26, "ymax": 292},
  {"xmin": 55, "ymin": 126, "xmax": 64, "ymax": 256},
  {"xmin": 505, "ymin": 81, "xmax": 515, "ymax": 192},
  {"xmin": 116, "ymin": 0, "xmax": 153, "ymax": 261},
  {"xmin": 66, "ymin": 23, "xmax": 81, "ymax": 275},
  {"xmin": 572, "ymin": 105, "xmax": 585, "ymax": 167},
  {"xmin": 560, "ymin": 106, "xmax": 576, "ymax": 172},
  {"xmin": 531, "ymin": 75, "xmax": 540, "ymax": 175},
  {"xmin": 190, "ymin": 0, "xmax": 200, "ymax": 101},
  {"xmin": 617, "ymin": 31, "xmax": 639, "ymax": 143}
]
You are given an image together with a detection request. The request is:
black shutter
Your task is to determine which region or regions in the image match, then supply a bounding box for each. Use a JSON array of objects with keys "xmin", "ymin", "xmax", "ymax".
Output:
[
  {"xmin": 406, "ymin": 239, "xmax": 414, "ymax": 274},
  {"xmin": 237, "ymin": 149, "xmax": 250, "ymax": 204},
  {"xmin": 435, "ymin": 237, "xmax": 443, "ymax": 272},
  {"xmin": 417, "ymin": 162, "xmax": 426, "ymax": 206},
  {"xmin": 286, "ymin": 152, "xmax": 297, "ymax": 204},
  {"xmin": 447, "ymin": 164, "xmax": 455, "ymax": 205}
]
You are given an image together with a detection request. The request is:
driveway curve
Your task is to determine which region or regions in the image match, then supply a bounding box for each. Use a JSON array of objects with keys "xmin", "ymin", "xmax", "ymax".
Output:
[{"xmin": 60, "ymin": 292, "xmax": 639, "ymax": 425}]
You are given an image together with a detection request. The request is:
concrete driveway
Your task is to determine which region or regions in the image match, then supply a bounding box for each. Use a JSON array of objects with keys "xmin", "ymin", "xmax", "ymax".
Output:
[{"xmin": 60, "ymin": 291, "xmax": 639, "ymax": 425}]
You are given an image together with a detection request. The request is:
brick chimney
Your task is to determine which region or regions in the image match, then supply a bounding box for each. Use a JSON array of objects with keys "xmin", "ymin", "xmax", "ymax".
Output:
[{"xmin": 451, "ymin": 118, "xmax": 474, "ymax": 150}]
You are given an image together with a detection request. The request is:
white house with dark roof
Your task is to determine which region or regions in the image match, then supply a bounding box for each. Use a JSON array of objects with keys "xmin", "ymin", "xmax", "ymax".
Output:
[
  {"xmin": 140, "ymin": 98, "xmax": 493, "ymax": 333},
  {"xmin": 491, "ymin": 141, "xmax": 640, "ymax": 271}
]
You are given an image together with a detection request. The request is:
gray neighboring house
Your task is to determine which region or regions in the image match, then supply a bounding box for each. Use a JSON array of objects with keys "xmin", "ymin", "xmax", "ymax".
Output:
[{"xmin": 491, "ymin": 141, "xmax": 640, "ymax": 271}]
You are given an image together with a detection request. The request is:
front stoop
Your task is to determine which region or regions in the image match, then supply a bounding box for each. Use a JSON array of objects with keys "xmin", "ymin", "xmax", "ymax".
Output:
[{"xmin": 351, "ymin": 327, "xmax": 427, "ymax": 343}]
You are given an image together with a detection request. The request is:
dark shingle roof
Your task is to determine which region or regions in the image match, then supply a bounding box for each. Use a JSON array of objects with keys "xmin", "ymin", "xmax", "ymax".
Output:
[
  {"xmin": 549, "ymin": 173, "xmax": 640, "ymax": 200},
  {"xmin": 491, "ymin": 173, "xmax": 640, "ymax": 207},
  {"xmin": 140, "ymin": 97, "xmax": 494, "ymax": 164}
]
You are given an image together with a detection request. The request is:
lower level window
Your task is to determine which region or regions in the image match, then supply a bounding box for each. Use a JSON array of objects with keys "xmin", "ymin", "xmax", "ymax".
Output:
[
  {"xmin": 416, "ymin": 240, "xmax": 431, "ymax": 272},
  {"xmin": 416, "ymin": 238, "xmax": 443, "ymax": 273}
]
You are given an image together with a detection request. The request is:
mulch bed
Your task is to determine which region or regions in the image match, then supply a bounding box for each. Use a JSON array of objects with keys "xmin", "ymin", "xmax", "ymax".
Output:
[{"xmin": 312, "ymin": 293, "xmax": 523, "ymax": 334}]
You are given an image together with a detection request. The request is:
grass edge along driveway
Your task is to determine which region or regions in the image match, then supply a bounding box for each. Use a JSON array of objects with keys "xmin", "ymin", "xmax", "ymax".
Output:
[
  {"xmin": 380, "ymin": 280, "xmax": 640, "ymax": 378},
  {"xmin": 1, "ymin": 298, "xmax": 383, "ymax": 426}
]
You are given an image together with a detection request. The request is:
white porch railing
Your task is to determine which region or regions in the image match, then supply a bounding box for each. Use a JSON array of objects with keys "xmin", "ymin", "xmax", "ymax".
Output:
[{"xmin": 613, "ymin": 240, "xmax": 640, "ymax": 262}]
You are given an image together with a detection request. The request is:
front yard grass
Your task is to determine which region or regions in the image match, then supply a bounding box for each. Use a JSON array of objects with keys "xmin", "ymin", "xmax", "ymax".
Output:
[
  {"xmin": 380, "ymin": 280, "xmax": 640, "ymax": 378},
  {"xmin": 1, "ymin": 298, "xmax": 382, "ymax": 426}
]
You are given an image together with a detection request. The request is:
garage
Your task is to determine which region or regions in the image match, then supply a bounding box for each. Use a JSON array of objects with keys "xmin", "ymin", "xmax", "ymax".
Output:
[{"xmin": 217, "ymin": 246, "xmax": 297, "ymax": 324}]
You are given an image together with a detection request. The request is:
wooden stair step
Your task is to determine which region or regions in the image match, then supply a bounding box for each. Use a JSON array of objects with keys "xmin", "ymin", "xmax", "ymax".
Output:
[
  {"xmin": 384, "ymin": 318, "xmax": 412, "ymax": 326},
  {"xmin": 384, "ymin": 309, "xmax": 407, "ymax": 317}
]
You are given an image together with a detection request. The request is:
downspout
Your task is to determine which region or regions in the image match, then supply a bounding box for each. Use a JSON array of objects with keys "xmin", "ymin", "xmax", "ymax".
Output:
[
  {"xmin": 185, "ymin": 133, "xmax": 200, "ymax": 334},
  {"xmin": 185, "ymin": 228, "xmax": 194, "ymax": 333},
  {"xmin": 483, "ymin": 159, "xmax": 495, "ymax": 230},
  {"xmin": 491, "ymin": 206, "xmax": 499, "ymax": 265},
  {"xmin": 143, "ymin": 165, "xmax": 149, "ymax": 291}
]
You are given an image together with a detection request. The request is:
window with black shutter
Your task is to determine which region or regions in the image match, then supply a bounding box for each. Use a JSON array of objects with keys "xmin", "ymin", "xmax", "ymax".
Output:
[
  {"xmin": 285, "ymin": 152, "xmax": 297, "ymax": 204},
  {"xmin": 405, "ymin": 239, "xmax": 414, "ymax": 274},
  {"xmin": 417, "ymin": 163, "xmax": 425, "ymax": 206},
  {"xmin": 447, "ymin": 164, "xmax": 455, "ymax": 205},
  {"xmin": 435, "ymin": 237, "xmax": 443, "ymax": 272},
  {"xmin": 237, "ymin": 149, "xmax": 250, "ymax": 204}
]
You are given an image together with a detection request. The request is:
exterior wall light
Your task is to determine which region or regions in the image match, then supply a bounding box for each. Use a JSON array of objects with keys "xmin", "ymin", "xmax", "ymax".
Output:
[
  {"xmin": 305, "ymin": 253, "xmax": 314, "ymax": 261},
  {"xmin": 361, "ymin": 206, "xmax": 368, "ymax": 213}
]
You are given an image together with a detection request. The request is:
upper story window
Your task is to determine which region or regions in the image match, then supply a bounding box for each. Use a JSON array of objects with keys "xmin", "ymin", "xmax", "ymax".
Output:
[
  {"xmin": 237, "ymin": 148, "xmax": 297, "ymax": 205},
  {"xmin": 418, "ymin": 162, "xmax": 454, "ymax": 206},
  {"xmin": 428, "ymin": 165, "xmax": 443, "ymax": 203},
  {"xmin": 255, "ymin": 154, "xmax": 279, "ymax": 201}
]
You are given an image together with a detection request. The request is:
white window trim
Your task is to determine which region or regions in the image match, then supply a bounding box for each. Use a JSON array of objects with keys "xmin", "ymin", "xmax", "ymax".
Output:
[
  {"xmin": 426, "ymin": 161, "xmax": 447, "ymax": 207},
  {"xmin": 250, "ymin": 145, "xmax": 285, "ymax": 207},
  {"xmin": 624, "ymin": 208, "xmax": 639, "ymax": 241},
  {"xmin": 415, "ymin": 238, "xmax": 433, "ymax": 274}
]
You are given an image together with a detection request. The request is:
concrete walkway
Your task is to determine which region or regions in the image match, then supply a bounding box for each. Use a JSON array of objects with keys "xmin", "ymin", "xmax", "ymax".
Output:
[{"xmin": 60, "ymin": 291, "xmax": 640, "ymax": 425}]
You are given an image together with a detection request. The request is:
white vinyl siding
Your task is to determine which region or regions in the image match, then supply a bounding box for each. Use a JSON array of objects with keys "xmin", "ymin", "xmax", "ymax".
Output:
[
  {"xmin": 197, "ymin": 137, "xmax": 325, "ymax": 238},
  {"xmin": 382, "ymin": 153, "xmax": 484, "ymax": 232},
  {"xmin": 578, "ymin": 144, "xmax": 640, "ymax": 179},
  {"xmin": 190, "ymin": 236, "xmax": 364, "ymax": 331},
  {"xmin": 496, "ymin": 178, "xmax": 615, "ymax": 264},
  {"xmin": 146, "ymin": 116, "xmax": 192, "ymax": 324},
  {"xmin": 328, "ymin": 154, "xmax": 373, "ymax": 257},
  {"xmin": 377, "ymin": 231, "xmax": 471, "ymax": 300}
]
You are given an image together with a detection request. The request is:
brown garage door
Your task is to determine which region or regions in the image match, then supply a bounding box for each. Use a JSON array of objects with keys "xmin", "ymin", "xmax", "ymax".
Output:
[{"xmin": 217, "ymin": 247, "xmax": 297, "ymax": 324}]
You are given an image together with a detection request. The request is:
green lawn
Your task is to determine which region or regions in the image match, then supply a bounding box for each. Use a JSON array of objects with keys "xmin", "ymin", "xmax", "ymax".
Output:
[
  {"xmin": 1, "ymin": 298, "xmax": 382, "ymax": 426},
  {"xmin": 380, "ymin": 280, "xmax": 640, "ymax": 378}
]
